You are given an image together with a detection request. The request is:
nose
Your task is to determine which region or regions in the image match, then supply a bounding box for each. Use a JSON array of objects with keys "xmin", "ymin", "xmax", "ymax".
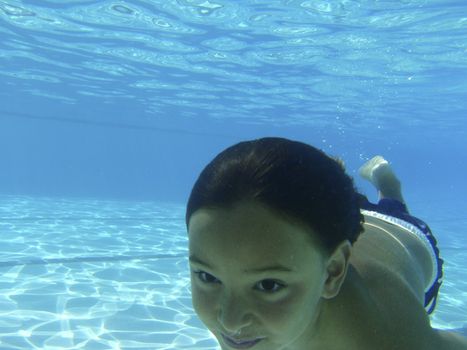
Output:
[{"xmin": 217, "ymin": 290, "xmax": 252, "ymax": 334}]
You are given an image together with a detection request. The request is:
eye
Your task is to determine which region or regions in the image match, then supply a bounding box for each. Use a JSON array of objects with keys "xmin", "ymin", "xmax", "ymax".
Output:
[
  {"xmin": 256, "ymin": 279, "xmax": 285, "ymax": 293},
  {"xmin": 192, "ymin": 271, "xmax": 285, "ymax": 293},
  {"xmin": 193, "ymin": 270, "xmax": 220, "ymax": 284}
]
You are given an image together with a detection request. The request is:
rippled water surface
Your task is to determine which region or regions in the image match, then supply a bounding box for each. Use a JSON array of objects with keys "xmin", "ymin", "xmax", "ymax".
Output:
[{"xmin": 1, "ymin": 0, "xmax": 466, "ymax": 132}]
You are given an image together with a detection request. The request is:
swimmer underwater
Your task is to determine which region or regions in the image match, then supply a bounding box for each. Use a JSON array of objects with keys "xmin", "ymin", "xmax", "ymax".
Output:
[{"xmin": 186, "ymin": 137, "xmax": 467, "ymax": 350}]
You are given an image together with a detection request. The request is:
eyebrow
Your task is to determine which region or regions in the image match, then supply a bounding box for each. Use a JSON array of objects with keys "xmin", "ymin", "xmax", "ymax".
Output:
[{"xmin": 189, "ymin": 255, "xmax": 294, "ymax": 274}]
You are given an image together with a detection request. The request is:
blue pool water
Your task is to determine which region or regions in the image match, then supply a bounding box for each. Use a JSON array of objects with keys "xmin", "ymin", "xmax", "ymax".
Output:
[{"xmin": 1, "ymin": 0, "xmax": 466, "ymax": 349}]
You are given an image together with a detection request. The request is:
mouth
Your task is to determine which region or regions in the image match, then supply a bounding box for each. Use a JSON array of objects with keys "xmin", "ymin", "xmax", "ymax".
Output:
[{"xmin": 221, "ymin": 333, "xmax": 264, "ymax": 349}]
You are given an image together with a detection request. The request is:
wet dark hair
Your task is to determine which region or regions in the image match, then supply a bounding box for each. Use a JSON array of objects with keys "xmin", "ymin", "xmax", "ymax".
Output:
[{"xmin": 186, "ymin": 137, "xmax": 364, "ymax": 254}]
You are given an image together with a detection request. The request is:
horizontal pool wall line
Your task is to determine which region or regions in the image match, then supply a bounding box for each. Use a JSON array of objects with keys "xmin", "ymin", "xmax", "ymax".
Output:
[
  {"xmin": 0, "ymin": 217, "xmax": 172, "ymax": 221},
  {"xmin": 0, "ymin": 253, "xmax": 186, "ymax": 268},
  {"xmin": 2, "ymin": 216, "xmax": 467, "ymax": 222},
  {"xmin": 0, "ymin": 109, "xmax": 234, "ymax": 138}
]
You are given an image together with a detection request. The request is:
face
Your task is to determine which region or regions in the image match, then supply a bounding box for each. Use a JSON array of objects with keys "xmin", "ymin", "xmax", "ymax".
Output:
[{"xmin": 188, "ymin": 200, "xmax": 349, "ymax": 350}]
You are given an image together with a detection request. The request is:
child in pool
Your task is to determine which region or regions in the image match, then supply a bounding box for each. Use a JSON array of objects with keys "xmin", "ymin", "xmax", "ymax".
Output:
[{"xmin": 186, "ymin": 137, "xmax": 467, "ymax": 350}]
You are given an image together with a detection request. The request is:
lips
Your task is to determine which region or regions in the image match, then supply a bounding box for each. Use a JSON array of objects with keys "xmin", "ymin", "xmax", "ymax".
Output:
[{"xmin": 221, "ymin": 333, "xmax": 264, "ymax": 349}]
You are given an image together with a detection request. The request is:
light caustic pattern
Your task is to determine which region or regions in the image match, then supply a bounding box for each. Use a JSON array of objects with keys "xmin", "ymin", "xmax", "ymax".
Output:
[{"xmin": 0, "ymin": 195, "xmax": 217, "ymax": 349}]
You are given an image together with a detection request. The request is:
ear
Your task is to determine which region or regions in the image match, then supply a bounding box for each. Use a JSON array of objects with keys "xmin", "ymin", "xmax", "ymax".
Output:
[{"xmin": 322, "ymin": 240, "xmax": 352, "ymax": 299}]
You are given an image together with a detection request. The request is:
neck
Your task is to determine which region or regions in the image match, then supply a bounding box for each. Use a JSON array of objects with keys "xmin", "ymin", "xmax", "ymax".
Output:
[{"xmin": 307, "ymin": 265, "xmax": 377, "ymax": 350}]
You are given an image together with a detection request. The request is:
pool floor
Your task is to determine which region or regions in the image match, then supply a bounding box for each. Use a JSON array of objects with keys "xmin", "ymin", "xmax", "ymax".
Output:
[{"xmin": 0, "ymin": 195, "xmax": 465, "ymax": 349}]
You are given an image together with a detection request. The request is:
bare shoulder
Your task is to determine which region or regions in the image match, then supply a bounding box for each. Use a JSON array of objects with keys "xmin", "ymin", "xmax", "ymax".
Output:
[{"xmin": 436, "ymin": 330, "xmax": 467, "ymax": 350}]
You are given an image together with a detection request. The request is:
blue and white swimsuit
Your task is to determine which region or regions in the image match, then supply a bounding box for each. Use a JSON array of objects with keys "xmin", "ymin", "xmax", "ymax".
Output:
[{"xmin": 360, "ymin": 198, "xmax": 444, "ymax": 315}]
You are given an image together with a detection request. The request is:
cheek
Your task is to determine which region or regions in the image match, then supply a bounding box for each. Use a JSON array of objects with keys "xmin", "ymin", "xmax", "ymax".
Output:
[
  {"xmin": 260, "ymin": 288, "xmax": 314, "ymax": 323},
  {"xmin": 190, "ymin": 280, "xmax": 217, "ymax": 326},
  {"xmin": 256, "ymin": 286, "xmax": 322, "ymax": 341}
]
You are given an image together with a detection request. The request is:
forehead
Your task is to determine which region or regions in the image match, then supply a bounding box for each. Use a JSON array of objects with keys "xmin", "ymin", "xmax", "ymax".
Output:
[{"xmin": 188, "ymin": 201, "xmax": 321, "ymax": 268}]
